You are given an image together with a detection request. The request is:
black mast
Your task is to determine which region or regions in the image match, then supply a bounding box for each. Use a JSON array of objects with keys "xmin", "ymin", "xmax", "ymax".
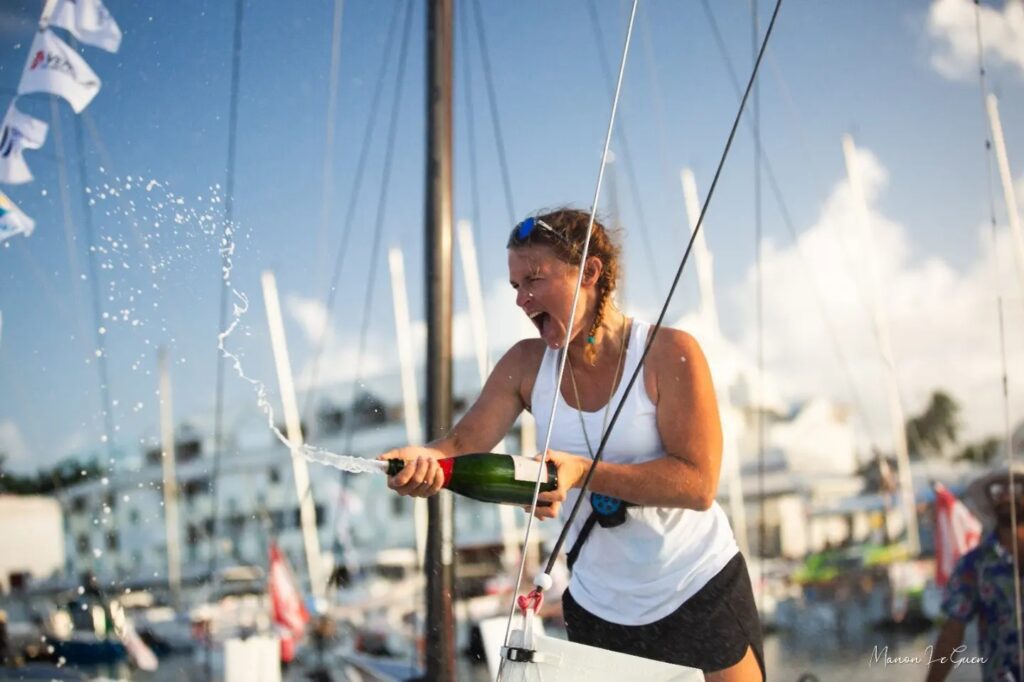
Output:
[{"xmin": 424, "ymin": 0, "xmax": 456, "ymax": 680}]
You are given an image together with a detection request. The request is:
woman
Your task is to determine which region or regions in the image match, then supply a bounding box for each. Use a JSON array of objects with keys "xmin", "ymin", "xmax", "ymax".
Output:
[{"xmin": 380, "ymin": 209, "xmax": 764, "ymax": 681}]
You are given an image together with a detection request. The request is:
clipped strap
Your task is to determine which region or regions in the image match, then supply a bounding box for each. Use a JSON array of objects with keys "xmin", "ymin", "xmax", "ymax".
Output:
[{"xmin": 565, "ymin": 511, "xmax": 599, "ymax": 573}]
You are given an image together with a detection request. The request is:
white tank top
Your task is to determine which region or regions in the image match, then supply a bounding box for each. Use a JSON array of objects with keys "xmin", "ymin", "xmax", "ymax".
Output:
[{"xmin": 531, "ymin": 319, "xmax": 738, "ymax": 625}]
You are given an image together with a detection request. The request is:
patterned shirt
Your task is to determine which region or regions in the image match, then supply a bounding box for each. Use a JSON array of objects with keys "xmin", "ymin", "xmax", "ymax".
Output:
[{"xmin": 942, "ymin": 531, "xmax": 1024, "ymax": 681}]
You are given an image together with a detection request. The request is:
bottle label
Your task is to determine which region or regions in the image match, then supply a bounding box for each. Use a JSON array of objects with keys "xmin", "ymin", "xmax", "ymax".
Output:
[{"xmin": 511, "ymin": 456, "xmax": 548, "ymax": 484}]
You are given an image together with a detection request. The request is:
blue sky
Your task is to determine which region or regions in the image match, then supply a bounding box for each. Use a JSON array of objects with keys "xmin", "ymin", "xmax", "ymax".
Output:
[{"xmin": 1, "ymin": 0, "xmax": 1023, "ymax": 472}]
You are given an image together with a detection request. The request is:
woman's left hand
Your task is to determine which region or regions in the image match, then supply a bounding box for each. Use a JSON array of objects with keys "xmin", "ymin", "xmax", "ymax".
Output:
[{"xmin": 531, "ymin": 449, "xmax": 591, "ymax": 520}]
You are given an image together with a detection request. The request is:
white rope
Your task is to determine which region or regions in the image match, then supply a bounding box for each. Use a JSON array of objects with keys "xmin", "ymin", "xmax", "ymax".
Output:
[{"xmin": 499, "ymin": 0, "xmax": 640, "ymax": 654}]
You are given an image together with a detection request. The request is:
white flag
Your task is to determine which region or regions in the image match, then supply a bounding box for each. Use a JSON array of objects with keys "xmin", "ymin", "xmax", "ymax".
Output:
[
  {"xmin": 18, "ymin": 29, "xmax": 101, "ymax": 113},
  {"xmin": 0, "ymin": 105, "xmax": 49, "ymax": 185},
  {"xmin": 0, "ymin": 191, "xmax": 35, "ymax": 243},
  {"xmin": 49, "ymin": 0, "xmax": 122, "ymax": 54}
]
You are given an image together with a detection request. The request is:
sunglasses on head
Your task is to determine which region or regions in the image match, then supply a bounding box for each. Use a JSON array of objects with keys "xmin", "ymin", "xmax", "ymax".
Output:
[
  {"xmin": 988, "ymin": 480, "xmax": 1024, "ymax": 500},
  {"xmin": 507, "ymin": 216, "xmax": 571, "ymax": 248}
]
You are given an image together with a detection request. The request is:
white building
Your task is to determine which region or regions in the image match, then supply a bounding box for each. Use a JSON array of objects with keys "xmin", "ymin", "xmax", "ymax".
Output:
[
  {"xmin": 0, "ymin": 495, "xmax": 65, "ymax": 592},
  {"xmin": 53, "ymin": 390, "xmax": 533, "ymax": 598}
]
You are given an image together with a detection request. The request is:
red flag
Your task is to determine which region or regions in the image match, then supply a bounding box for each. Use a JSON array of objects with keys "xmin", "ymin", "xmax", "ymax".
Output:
[
  {"xmin": 933, "ymin": 483, "xmax": 982, "ymax": 587},
  {"xmin": 269, "ymin": 543, "xmax": 309, "ymax": 662}
]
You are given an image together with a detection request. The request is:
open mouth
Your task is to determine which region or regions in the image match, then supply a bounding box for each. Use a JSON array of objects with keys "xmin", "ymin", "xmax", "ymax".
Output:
[{"xmin": 529, "ymin": 311, "xmax": 549, "ymax": 335}]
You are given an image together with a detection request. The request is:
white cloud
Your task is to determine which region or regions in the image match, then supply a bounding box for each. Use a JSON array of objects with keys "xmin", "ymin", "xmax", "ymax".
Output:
[
  {"xmin": 0, "ymin": 420, "xmax": 34, "ymax": 472},
  {"xmin": 286, "ymin": 294, "xmax": 330, "ymax": 346},
  {"xmin": 728, "ymin": 146, "xmax": 1024, "ymax": 453},
  {"xmin": 927, "ymin": 0, "xmax": 1024, "ymax": 80}
]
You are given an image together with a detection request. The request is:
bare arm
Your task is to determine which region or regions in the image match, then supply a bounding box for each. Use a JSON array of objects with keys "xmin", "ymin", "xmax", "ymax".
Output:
[
  {"xmin": 925, "ymin": 618, "xmax": 966, "ymax": 682},
  {"xmin": 382, "ymin": 340, "xmax": 536, "ymax": 495},
  {"xmin": 539, "ymin": 329, "xmax": 723, "ymax": 513}
]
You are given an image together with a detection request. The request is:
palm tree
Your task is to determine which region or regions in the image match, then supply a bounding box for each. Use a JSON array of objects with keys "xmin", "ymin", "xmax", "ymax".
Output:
[{"xmin": 905, "ymin": 390, "xmax": 960, "ymax": 459}]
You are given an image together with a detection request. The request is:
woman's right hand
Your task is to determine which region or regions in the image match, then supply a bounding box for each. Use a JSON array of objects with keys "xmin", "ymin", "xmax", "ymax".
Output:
[{"xmin": 378, "ymin": 446, "xmax": 445, "ymax": 498}]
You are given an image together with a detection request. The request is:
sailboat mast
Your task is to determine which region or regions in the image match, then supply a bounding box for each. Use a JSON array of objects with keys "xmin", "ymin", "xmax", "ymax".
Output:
[
  {"xmin": 387, "ymin": 246, "xmax": 429, "ymax": 566},
  {"xmin": 984, "ymin": 94, "xmax": 1024, "ymax": 299},
  {"xmin": 841, "ymin": 135, "xmax": 921, "ymax": 557},
  {"xmin": 424, "ymin": 0, "xmax": 457, "ymax": 678},
  {"xmin": 158, "ymin": 348, "xmax": 183, "ymax": 609}
]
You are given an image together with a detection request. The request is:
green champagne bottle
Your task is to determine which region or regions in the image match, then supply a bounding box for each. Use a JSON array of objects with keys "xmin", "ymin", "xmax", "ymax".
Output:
[{"xmin": 385, "ymin": 452, "xmax": 558, "ymax": 506}]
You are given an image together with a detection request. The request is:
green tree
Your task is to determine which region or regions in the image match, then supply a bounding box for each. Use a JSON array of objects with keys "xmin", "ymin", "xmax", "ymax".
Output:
[
  {"xmin": 905, "ymin": 390, "xmax": 960, "ymax": 459},
  {"xmin": 0, "ymin": 454, "xmax": 102, "ymax": 495},
  {"xmin": 956, "ymin": 436, "xmax": 1001, "ymax": 464}
]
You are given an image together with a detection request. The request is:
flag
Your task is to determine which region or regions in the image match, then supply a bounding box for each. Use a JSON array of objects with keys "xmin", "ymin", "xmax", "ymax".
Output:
[
  {"xmin": 48, "ymin": 0, "xmax": 122, "ymax": 53},
  {"xmin": 0, "ymin": 190, "xmax": 35, "ymax": 243},
  {"xmin": 934, "ymin": 482, "xmax": 982, "ymax": 587},
  {"xmin": 268, "ymin": 543, "xmax": 309, "ymax": 663},
  {"xmin": 0, "ymin": 105, "xmax": 49, "ymax": 185},
  {"xmin": 18, "ymin": 29, "xmax": 101, "ymax": 113}
]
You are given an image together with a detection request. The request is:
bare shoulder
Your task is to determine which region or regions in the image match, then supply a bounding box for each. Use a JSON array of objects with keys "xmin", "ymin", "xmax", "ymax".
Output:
[
  {"xmin": 495, "ymin": 338, "xmax": 546, "ymax": 409},
  {"xmin": 642, "ymin": 325, "xmax": 710, "ymax": 402}
]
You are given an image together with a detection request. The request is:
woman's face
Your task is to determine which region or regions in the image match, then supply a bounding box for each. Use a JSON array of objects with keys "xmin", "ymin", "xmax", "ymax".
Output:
[{"xmin": 508, "ymin": 244, "xmax": 595, "ymax": 349}]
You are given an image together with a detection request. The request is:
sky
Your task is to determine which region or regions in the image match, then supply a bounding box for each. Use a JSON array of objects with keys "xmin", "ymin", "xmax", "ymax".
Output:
[{"xmin": 0, "ymin": 0, "xmax": 1022, "ymax": 474}]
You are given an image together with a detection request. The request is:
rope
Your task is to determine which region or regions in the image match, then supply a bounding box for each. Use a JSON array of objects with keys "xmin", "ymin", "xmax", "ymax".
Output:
[
  {"xmin": 750, "ymin": 0, "xmax": 766, "ymax": 593},
  {"xmin": 470, "ymin": 0, "xmax": 517, "ymax": 226},
  {"xmin": 315, "ymin": 0, "xmax": 346, "ymax": 296},
  {"xmin": 321, "ymin": 0, "xmax": 415, "ymax": 591},
  {"xmin": 501, "ymin": 0, "xmax": 641, "ymax": 650},
  {"xmin": 585, "ymin": 0, "xmax": 662, "ymax": 296},
  {"xmin": 457, "ymin": 0, "xmax": 482, "ymax": 243},
  {"xmin": 73, "ymin": 111, "xmax": 116, "ymax": 461},
  {"xmin": 300, "ymin": 1, "xmax": 405, "ymax": 424},
  {"xmin": 49, "ymin": 97, "xmax": 89, "ymax": 342},
  {"xmin": 972, "ymin": 1, "xmax": 1023, "ymax": 674},
  {"xmin": 208, "ymin": 0, "xmax": 245, "ymax": 582},
  {"xmin": 539, "ymin": 0, "xmax": 783, "ymax": 579},
  {"xmin": 699, "ymin": 0, "xmax": 877, "ymax": 443}
]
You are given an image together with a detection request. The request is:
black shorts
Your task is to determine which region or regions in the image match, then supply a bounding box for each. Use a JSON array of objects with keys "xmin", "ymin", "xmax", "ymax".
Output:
[{"xmin": 562, "ymin": 552, "xmax": 765, "ymax": 678}]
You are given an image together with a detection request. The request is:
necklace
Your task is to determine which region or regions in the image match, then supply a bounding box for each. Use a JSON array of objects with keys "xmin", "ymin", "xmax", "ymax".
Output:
[{"xmin": 564, "ymin": 316, "xmax": 629, "ymax": 459}]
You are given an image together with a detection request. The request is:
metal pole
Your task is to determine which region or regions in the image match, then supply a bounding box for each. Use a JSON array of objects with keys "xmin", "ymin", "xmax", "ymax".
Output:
[
  {"xmin": 158, "ymin": 348, "xmax": 183, "ymax": 609},
  {"xmin": 260, "ymin": 270, "xmax": 325, "ymax": 603},
  {"xmin": 425, "ymin": 0, "xmax": 456, "ymax": 677}
]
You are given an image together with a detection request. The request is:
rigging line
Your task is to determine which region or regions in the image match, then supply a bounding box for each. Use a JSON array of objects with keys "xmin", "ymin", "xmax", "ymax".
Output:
[
  {"xmin": 316, "ymin": 0, "xmax": 346, "ymax": 297},
  {"xmin": 502, "ymin": 0, "xmax": 641, "ymax": 650},
  {"xmin": 751, "ymin": 0, "xmax": 767, "ymax": 591},
  {"xmin": 14, "ymin": 242, "xmax": 77, "ymax": 332},
  {"xmin": 586, "ymin": 0, "xmax": 662, "ymax": 296},
  {"xmin": 973, "ymin": 0, "xmax": 1022, "ymax": 673},
  {"xmin": 209, "ymin": 0, "xmax": 245, "ymax": 582},
  {"xmin": 299, "ymin": 1, "xmax": 406, "ymax": 425},
  {"xmin": 759, "ymin": 47, "xmax": 883, "ymax": 359},
  {"xmin": 49, "ymin": 97, "xmax": 89, "ymax": 343},
  {"xmin": 637, "ymin": 3, "xmax": 682, "ymax": 257},
  {"xmin": 470, "ymin": 0, "xmax": 517, "ymax": 226},
  {"xmin": 321, "ymin": 0, "xmax": 416, "ymax": 590},
  {"xmin": 541, "ymin": 0, "xmax": 784, "ymax": 578},
  {"xmin": 457, "ymin": 0, "xmax": 482, "ymax": 245},
  {"xmin": 73, "ymin": 114, "xmax": 116, "ymax": 460},
  {"xmin": 698, "ymin": 0, "xmax": 877, "ymax": 443}
]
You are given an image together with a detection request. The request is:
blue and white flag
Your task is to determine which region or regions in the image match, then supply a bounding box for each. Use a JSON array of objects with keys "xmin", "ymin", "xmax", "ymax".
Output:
[
  {"xmin": 0, "ymin": 105, "xmax": 49, "ymax": 185},
  {"xmin": 0, "ymin": 190, "xmax": 35, "ymax": 243},
  {"xmin": 48, "ymin": 0, "xmax": 122, "ymax": 54},
  {"xmin": 18, "ymin": 29, "xmax": 101, "ymax": 113}
]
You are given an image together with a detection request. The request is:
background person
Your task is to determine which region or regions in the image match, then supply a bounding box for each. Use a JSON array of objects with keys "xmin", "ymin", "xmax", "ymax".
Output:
[{"xmin": 926, "ymin": 463, "xmax": 1024, "ymax": 682}]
